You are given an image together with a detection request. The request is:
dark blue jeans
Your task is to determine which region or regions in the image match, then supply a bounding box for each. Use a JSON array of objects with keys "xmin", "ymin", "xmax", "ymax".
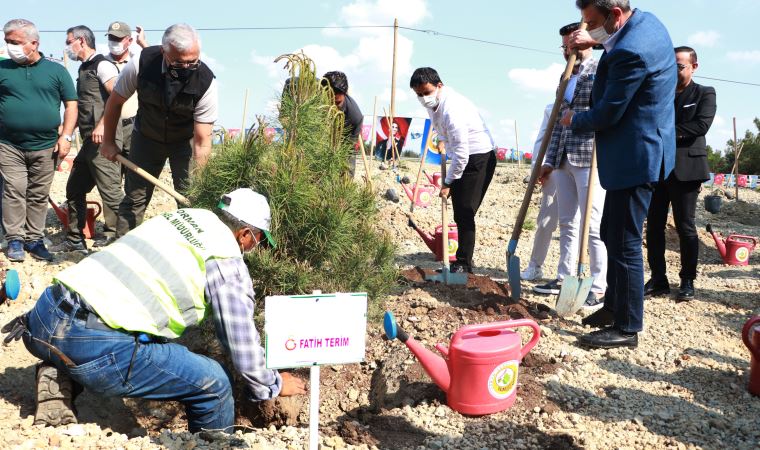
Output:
[
  {"xmin": 600, "ymin": 184, "xmax": 654, "ymax": 333},
  {"xmin": 23, "ymin": 286, "xmax": 234, "ymax": 432}
]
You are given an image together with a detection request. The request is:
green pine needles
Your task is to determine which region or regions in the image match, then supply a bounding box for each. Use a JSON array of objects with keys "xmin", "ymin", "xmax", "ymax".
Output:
[{"xmin": 188, "ymin": 52, "xmax": 397, "ymax": 306}]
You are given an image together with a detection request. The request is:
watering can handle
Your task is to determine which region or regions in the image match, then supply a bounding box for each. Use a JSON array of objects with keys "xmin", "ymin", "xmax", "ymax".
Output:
[
  {"xmin": 86, "ymin": 201, "xmax": 102, "ymax": 219},
  {"xmin": 451, "ymin": 319, "xmax": 541, "ymax": 360},
  {"xmin": 742, "ymin": 316, "xmax": 760, "ymax": 360}
]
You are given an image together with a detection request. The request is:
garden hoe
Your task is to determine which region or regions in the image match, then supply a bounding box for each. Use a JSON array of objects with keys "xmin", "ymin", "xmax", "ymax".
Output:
[
  {"xmin": 506, "ymin": 21, "xmax": 587, "ymax": 302},
  {"xmin": 425, "ymin": 142, "xmax": 468, "ymax": 285},
  {"xmin": 556, "ymin": 142, "xmax": 598, "ymax": 317}
]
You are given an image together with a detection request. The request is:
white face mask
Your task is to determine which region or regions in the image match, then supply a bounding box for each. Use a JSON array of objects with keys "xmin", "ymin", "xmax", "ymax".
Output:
[
  {"xmin": 108, "ymin": 40, "xmax": 126, "ymax": 56},
  {"xmin": 6, "ymin": 43, "xmax": 30, "ymax": 64},
  {"xmin": 418, "ymin": 88, "xmax": 439, "ymax": 109},
  {"xmin": 64, "ymin": 44, "xmax": 78, "ymax": 61},
  {"xmin": 589, "ymin": 14, "xmax": 613, "ymax": 44}
]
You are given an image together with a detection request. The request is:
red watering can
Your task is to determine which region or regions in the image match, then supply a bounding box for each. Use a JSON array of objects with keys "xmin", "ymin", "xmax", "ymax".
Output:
[
  {"xmin": 400, "ymin": 183, "xmax": 436, "ymax": 209},
  {"xmin": 743, "ymin": 316, "xmax": 760, "ymax": 397},
  {"xmin": 384, "ymin": 311, "xmax": 541, "ymax": 415},
  {"xmin": 48, "ymin": 198, "xmax": 102, "ymax": 240},
  {"xmin": 407, "ymin": 217, "xmax": 457, "ymax": 262},
  {"xmin": 706, "ymin": 224, "xmax": 757, "ymax": 266},
  {"xmin": 423, "ymin": 171, "xmax": 443, "ymax": 188}
]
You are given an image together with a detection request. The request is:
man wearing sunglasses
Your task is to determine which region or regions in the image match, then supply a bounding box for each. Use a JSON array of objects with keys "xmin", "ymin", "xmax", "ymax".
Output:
[
  {"xmin": 645, "ymin": 47, "xmax": 716, "ymax": 303},
  {"xmin": 99, "ymin": 23, "xmax": 218, "ymax": 236}
]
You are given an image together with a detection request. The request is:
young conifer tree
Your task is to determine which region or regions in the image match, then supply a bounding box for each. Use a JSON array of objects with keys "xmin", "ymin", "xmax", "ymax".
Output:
[{"xmin": 188, "ymin": 53, "xmax": 397, "ymax": 306}]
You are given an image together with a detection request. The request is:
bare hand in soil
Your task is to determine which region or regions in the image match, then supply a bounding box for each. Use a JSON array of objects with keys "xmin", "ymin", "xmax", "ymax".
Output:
[{"xmin": 279, "ymin": 372, "xmax": 306, "ymax": 396}]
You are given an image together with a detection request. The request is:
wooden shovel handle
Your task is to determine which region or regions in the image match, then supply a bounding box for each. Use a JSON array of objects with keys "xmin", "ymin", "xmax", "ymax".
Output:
[
  {"xmin": 578, "ymin": 141, "xmax": 597, "ymax": 267},
  {"xmin": 439, "ymin": 142, "xmax": 449, "ymax": 268},
  {"xmin": 116, "ymin": 154, "xmax": 191, "ymax": 207},
  {"xmin": 510, "ymin": 21, "xmax": 588, "ymax": 241},
  {"xmin": 410, "ymin": 144, "xmax": 430, "ymax": 213}
]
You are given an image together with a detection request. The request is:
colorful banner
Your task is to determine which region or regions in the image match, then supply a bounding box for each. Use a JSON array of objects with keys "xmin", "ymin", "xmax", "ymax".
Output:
[{"xmin": 704, "ymin": 173, "xmax": 760, "ymax": 189}]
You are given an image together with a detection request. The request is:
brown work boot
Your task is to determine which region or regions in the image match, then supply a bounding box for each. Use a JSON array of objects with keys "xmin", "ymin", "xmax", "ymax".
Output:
[{"xmin": 34, "ymin": 363, "xmax": 77, "ymax": 426}]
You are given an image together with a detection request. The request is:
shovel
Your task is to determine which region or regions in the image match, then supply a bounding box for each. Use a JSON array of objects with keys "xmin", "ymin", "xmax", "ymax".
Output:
[
  {"xmin": 506, "ymin": 20, "xmax": 588, "ymax": 302},
  {"xmin": 556, "ymin": 142, "xmax": 598, "ymax": 317},
  {"xmin": 426, "ymin": 142, "xmax": 468, "ymax": 285},
  {"xmin": 116, "ymin": 154, "xmax": 191, "ymax": 206}
]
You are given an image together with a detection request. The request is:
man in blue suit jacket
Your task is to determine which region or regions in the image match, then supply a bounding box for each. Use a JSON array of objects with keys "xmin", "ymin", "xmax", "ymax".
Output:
[{"xmin": 561, "ymin": 0, "xmax": 676, "ymax": 349}]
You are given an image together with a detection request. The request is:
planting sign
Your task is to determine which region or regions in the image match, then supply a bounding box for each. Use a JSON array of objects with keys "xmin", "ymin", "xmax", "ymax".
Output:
[{"xmin": 265, "ymin": 293, "xmax": 368, "ymax": 369}]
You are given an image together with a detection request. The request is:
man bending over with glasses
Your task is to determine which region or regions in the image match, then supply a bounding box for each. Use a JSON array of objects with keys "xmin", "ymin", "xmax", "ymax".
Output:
[{"xmin": 100, "ymin": 23, "xmax": 217, "ymax": 236}]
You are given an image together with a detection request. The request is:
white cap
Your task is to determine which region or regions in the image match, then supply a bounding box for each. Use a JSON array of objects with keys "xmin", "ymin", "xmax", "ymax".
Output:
[{"xmin": 219, "ymin": 188, "xmax": 276, "ymax": 247}]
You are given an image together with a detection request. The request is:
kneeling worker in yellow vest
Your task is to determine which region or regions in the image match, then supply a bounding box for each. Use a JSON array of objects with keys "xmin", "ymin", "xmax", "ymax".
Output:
[{"xmin": 2, "ymin": 188, "xmax": 306, "ymax": 431}]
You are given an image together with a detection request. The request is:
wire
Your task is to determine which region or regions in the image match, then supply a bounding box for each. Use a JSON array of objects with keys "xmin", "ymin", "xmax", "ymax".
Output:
[
  {"xmin": 39, "ymin": 23, "xmax": 759, "ymax": 87},
  {"xmin": 38, "ymin": 25, "xmax": 393, "ymax": 33},
  {"xmin": 399, "ymin": 26, "xmax": 559, "ymax": 56},
  {"xmin": 693, "ymin": 76, "xmax": 760, "ymax": 87}
]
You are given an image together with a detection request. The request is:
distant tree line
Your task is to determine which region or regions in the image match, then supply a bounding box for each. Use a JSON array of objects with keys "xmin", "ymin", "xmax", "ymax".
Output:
[{"xmin": 706, "ymin": 118, "xmax": 760, "ymax": 175}]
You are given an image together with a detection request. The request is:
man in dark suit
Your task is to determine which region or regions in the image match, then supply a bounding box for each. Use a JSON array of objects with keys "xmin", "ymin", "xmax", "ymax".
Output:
[
  {"xmin": 645, "ymin": 47, "xmax": 716, "ymax": 302},
  {"xmin": 562, "ymin": 0, "xmax": 677, "ymax": 348}
]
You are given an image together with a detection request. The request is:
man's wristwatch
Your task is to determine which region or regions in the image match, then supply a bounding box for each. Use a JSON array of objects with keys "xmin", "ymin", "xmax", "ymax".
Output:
[{"xmin": 62, "ymin": 134, "xmax": 74, "ymax": 142}]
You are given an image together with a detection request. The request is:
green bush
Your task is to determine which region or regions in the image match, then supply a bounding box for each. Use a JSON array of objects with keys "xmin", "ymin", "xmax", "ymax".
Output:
[{"xmin": 188, "ymin": 53, "xmax": 397, "ymax": 305}]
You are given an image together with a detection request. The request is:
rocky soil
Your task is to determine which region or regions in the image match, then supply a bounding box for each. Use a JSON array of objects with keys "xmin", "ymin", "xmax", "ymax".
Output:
[{"xmin": 0, "ymin": 158, "xmax": 758, "ymax": 449}]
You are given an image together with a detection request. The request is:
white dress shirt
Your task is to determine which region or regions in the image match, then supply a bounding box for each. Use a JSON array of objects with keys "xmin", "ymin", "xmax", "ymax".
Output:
[{"xmin": 427, "ymin": 86, "xmax": 495, "ymax": 185}]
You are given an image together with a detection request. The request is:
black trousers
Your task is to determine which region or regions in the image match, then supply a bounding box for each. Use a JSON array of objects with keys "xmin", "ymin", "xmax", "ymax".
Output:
[
  {"xmin": 646, "ymin": 176, "xmax": 702, "ymax": 282},
  {"xmin": 116, "ymin": 130, "xmax": 191, "ymax": 237},
  {"xmin": 450, "ymin": 151, "xmax": 496, "ymax": 268}
]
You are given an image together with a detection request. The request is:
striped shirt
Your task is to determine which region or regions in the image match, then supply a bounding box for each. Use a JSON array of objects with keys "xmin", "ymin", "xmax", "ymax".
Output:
[
  {"xmin": 206, "ymin": 258, "xmax": 282, "ymax": 401},
  {"xmin": 544, "ymin": 58, "xmax": 598, "ymax": 169}
]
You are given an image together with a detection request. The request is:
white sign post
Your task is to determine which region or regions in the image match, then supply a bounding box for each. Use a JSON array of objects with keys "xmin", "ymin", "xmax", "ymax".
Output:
[{"xmin": 265, "ymin": 291, "xmax": 368, "ymax": 449}]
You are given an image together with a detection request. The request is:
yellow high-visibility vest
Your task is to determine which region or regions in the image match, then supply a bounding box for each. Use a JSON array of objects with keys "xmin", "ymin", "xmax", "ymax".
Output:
[{"xmin": 55, "ymin": 209, "xmax": 242, "ymax": 338}]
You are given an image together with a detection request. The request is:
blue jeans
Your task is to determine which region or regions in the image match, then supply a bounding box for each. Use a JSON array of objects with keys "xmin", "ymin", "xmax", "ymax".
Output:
[
  {"xmin": 23, "ymin": 286, "xmax": 234, "ymax": 432},
  {"xmin": 600, "ymin": 184, "xmax": 654, "ymax": 333}
]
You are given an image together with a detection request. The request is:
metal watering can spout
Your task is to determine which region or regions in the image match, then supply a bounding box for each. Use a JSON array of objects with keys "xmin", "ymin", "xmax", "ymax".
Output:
[
  {"xmin": 706, "ymin": 224, "xmax": 728, "ymax": 260},
  {"xmin": 384, "ymin": 311, "xmax": 451, "ymax": 392}
]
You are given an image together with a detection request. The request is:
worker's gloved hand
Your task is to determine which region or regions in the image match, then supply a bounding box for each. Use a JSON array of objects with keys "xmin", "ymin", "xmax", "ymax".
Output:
[
  {"xmin": 1, "ymin": 315, "xmax": 28, "ymax": 346},
  {"xmin": 279, "ymin": 372, "xmax": 307, "ymax": 397}
]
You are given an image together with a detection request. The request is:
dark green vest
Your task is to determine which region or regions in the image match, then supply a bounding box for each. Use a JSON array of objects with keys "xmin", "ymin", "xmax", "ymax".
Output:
[
  {"xmin": 77, "ymin": 54, "xmax": 117, "ymax": 140},
  {"xmin": 135, "ymin": 46, "xmax": 214, "ymax": 144}
]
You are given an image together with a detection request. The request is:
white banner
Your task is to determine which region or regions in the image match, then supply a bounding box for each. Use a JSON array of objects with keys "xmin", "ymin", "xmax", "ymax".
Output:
[{"xmin": 264, "ymin": 293, "xmax": 368, "ymax": 369}]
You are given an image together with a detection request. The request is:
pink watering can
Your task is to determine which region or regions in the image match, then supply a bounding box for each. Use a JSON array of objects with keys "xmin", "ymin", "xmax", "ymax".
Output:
[
  {"xmin": 407, "ymin": 217, "xmax": 458, "ymax": 262},
  {"xmin": 706, "ymin": 224, "xmax": 757, "ymax": 266},
  {"xmin": 384, "ymin": 311, "xmax": 540, "ymax": 415},
  {"xmin": 400, "ymin": 183, "xmax": 436, "ymax": 209},
  {"xmin": 423, "ymin": 171, "xmax": 443, "ymax": 188}
]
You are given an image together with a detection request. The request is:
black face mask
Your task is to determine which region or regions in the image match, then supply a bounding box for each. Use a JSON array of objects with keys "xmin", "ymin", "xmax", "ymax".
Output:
[{"xmin": 168, "ymin": 66, "xmax": 196, "ymax": 82}]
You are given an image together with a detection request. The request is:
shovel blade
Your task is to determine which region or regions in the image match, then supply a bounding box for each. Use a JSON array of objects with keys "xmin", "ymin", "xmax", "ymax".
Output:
[
  {"xmin": 506, "ymin": 254, "xmax": 521, "ymax": 301},
  {"xmin": 425, "ymin": 268, "xmax": 469, "ymax": 285},
  {"xmin": 555, "ymin": 276, "xmax": 593, "ymax": 318}
]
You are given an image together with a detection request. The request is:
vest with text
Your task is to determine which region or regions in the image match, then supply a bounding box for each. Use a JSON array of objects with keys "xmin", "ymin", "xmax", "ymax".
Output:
[{"xmin": 55, "ymin": 209, "xmax": 241, "ymax": 338}]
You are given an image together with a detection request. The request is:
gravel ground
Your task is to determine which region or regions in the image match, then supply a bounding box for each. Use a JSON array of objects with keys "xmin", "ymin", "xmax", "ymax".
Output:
[{"xmin": 0, "ymin": 159, "xmax": 758, "ymax": 449}]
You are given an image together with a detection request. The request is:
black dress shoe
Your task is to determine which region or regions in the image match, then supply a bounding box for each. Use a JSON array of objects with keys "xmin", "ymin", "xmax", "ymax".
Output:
[
  {"xmin": 579, "ymin": 327, "xmax": 638, "ymax": 349},
  {"xmin": 581, "ymin": 307, "xmax": 614, "ymax": 328},
  {"xmin": 676, "ymin": 279, "xmax": 695, "ymax": 303},
  {"xmin": 644, "ymin": 279, "xmax": 671, "ymax": 297}
]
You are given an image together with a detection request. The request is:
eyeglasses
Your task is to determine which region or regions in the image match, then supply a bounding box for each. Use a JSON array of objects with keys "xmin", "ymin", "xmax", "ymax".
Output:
[
  {"xmin": 165, "ymin": 55, "xmax": 200, "ymax": 70},
  {"xmin": 677, "ymin": 63, "xmax": 689, "ymax": 72}
]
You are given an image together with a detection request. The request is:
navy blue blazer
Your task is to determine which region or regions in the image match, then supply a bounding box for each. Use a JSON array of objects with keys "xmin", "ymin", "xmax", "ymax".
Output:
[{"xmin": 572, "ymin": 10, "xmax": 677, "ymax": 191}]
